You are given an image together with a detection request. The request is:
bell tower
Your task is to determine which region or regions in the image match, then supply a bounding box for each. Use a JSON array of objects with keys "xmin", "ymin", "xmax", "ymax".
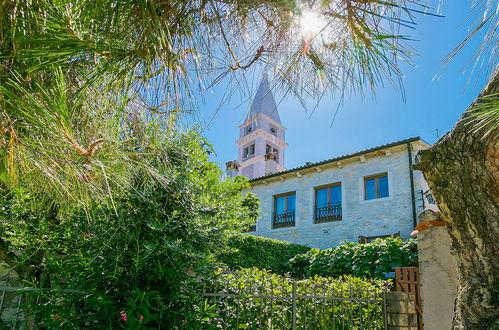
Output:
[{"xmin": 226, "ymin": 75, "xmax": 287, "ymax": 179}]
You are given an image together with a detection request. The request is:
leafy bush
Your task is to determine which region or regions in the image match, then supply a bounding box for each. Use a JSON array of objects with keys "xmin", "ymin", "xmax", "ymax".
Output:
[
  {"xmin": 1, "ymin": 131, "xmax": 260, "ymax": 328},
  {"xmin": 185, "ymin": 268, "xmax": 388, "ymax": 329},
  {"xmin": 287, "ymin": 238, "xmax": 417, "ymax": 279},
  {"xmin": 216, "ymin": 234, "xmax": 311, "ymax": 275}
]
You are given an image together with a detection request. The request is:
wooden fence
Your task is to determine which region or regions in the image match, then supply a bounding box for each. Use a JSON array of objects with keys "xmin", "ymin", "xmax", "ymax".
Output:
[{"xmin": 394, "ymin": 267, "xmax": 423, "ymax": 329}]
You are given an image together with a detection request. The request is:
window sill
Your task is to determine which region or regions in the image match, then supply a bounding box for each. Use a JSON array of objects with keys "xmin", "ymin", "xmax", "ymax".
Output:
[{"xmin": 359, "ymin": 196, "xmax": 392, "ymax": 204}]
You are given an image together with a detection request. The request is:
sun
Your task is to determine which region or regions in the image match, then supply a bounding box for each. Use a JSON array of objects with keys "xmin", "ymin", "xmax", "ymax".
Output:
[{"xmin": 299, "ymin": 10, "xmax": 328, "ymax": 40}]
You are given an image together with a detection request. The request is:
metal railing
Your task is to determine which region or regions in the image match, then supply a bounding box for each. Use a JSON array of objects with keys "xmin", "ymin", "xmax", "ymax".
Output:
[
  {"xmin": 188, "ymin": 275, "xmax": 388, "ymax": 329},
  {"xmin": 273, "ymin": 210, "xmax": 295, "ymax": 228},
  {"xmin": 0, "ymin": 277, "xmax": 388, "ymax": 329},
  {"xmin": 315, "ymin": 202, "xmax": 342, "ymax": 223}
]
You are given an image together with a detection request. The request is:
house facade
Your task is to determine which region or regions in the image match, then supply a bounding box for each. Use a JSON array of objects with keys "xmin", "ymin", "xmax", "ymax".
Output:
[{"xmin": 226, "ymin": 77, "xmax": 430, "ymax": 249}]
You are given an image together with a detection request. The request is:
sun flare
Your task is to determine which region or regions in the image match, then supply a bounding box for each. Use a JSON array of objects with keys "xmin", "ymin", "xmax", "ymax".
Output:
[{"xmin": 299, "ymin": 10, "xmax": 328, "ymax": 40}]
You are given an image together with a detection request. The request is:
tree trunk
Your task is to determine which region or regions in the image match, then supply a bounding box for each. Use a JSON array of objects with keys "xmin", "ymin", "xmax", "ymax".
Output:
[{"xmin": 415, "ymin": 72, "xmax": 499, "ymax": 329}]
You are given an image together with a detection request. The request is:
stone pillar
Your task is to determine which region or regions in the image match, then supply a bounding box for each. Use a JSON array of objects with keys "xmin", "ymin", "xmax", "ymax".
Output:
[
  {"xmin": 417, "ymin": 225, "xmax": 458, "ymax": 330},
  {"xmin": 386, "ymin": 291, "xmax": 418, "ymax": 329}
]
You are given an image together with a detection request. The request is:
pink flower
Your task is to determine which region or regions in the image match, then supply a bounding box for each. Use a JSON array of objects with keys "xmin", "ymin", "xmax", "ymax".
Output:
[
  {"xmin": 119, "ymin": 310, "xmax": 127, "ymax": 322},
  {"xmin": 139, "ymin": 315, "xmax": 144, "ymax": 321}
]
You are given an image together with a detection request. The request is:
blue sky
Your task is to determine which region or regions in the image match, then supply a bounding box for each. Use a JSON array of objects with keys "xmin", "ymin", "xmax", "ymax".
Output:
[{"xmin": 196, "ymin": 2, "xmax": 490, "ymax": 170}]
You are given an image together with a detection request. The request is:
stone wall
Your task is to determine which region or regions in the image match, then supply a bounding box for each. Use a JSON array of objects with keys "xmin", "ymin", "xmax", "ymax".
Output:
[
  {"xmin": 248, "ymin": 142, "xmax": 427, "ymax": 249},
  {"xmin": 417, "ymin": 225, "xmax": 458, "ymax": 330},
  {"xmin": 386, "ymin": 291, "xmax": 418, "ymax": 329}
]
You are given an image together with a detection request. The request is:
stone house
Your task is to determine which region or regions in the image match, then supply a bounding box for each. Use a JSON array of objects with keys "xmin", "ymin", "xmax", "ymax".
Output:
[{"xmin": 226, "ymin": 77, "xmax": 430, "ymax": 249}]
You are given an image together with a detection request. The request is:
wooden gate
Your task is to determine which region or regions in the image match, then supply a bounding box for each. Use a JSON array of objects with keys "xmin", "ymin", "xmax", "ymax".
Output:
[{"xmin": 394, "ymin": 267, "xmax": 423, "ymax": 329}]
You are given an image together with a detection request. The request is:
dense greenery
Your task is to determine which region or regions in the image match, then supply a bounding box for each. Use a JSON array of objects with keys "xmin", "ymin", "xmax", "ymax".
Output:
[
  {"xmin": 0, "ymin": 131, "xmax": 259, "ymax": 328},
  {"xmin": 186, "ymin": 268, "xmax": 388, "ymax": 329},
  {"xmin": 216, "ymin": 234, "xmax": 311, "ymax": 275},
  {"xmin": 287, "ymin": 238, "xmax": 417, "ymax": 280}
]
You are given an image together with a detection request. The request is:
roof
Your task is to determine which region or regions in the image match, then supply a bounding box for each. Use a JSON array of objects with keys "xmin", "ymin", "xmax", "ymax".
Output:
[
  {"xmin": 250, "ymin": 136, "xmax": 427, "ymax": 182},
  {"xmin": 245, "ymin": 75, "xmax": 281, "ymax": 124}
]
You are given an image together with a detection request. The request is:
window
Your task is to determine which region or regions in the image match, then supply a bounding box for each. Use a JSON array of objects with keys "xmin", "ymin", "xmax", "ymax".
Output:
[
  {"xmin": 364, "ymin": 173, "xmax": 389, "ymax": 200},
  {"xmin": 270, "ymin": 126, "xmax": 277, "ymax": 135},
  {"xmin": 243, "ymin": 144, "xmax": 255, "ymax": 159},
  {"xmin": 273, "ymin": 192, "xmax": 296, "ymax": 228},
  {"xmin": 315, "ymin": 183, "xmax": 342, "ymax": 223},
  {"xmin": 265, "ymin": 144, "xmax": 279, "ymax": 161},
  {"xmin": 245, "ymin": 122, "xmax": 255, "ymax": 135}
]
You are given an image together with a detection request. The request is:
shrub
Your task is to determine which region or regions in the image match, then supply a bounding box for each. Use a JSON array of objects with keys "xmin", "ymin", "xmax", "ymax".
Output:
[
  {"xmin": 1, "ymin": 131, "xmax": 260, "ymax": 328},
  {"xmin": 185, "ymin": 268, "xmax": 388, "ymax": 329},
  {"xmin": 216, "ymin": 234, "xmax": 311, "ymax": 275},
  {"xmin": 287, "ymin": 238, "xmax": 417, "ymax": 279}
]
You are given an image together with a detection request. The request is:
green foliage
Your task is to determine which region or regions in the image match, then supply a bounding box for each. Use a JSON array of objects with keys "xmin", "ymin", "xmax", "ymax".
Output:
[
  {"xmin": 287, "ymin": 238, "xmax": 418, "ymax": 279},
  {"xmin": 185, "ymin": 268, "xmax": 388, "ymax": 329},
  {"xmin": 0, "ymin": 0, "xmax": 431, "ymax": 208},
  {"xmin": 0, "ymin": 130, "xmax": 259, "ymax": 328},
  {"xmin": 216, "ymin": 234, "xmax": 311, "ymax": 275}
]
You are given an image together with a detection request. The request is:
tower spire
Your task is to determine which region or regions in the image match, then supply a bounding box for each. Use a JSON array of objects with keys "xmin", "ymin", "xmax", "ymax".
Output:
[
  {"xmin": 245, "ymin": 75, "xmax": 281, "ymax": 124},
  {"xmin": 226, "ymin": 75, "xmax": 287, "ymax": 179}
]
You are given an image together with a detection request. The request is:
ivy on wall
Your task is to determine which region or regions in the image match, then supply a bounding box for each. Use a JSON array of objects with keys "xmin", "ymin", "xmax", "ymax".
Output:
[
  {"xmin": 216, "ymin": 234, "xmax": 311, "ymax": 275},
  {"xmin": 287, "ymin": 238, "xmax": 417, "ymax": 279}
]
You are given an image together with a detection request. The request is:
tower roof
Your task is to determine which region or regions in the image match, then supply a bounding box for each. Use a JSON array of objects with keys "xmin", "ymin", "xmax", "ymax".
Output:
[{"xmin": 245, "ymin": 75, "xmax": 281, "ymax": 124}]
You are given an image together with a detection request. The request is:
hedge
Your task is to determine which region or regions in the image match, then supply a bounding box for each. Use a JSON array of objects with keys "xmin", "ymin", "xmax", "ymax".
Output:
[
  {"xmin": 216, "ymin": 234, "xmax": 311, "ymax": 275},
  {"xmin": 186, "ymin": 268, "xmax": 388, "ymax": 329},
  {"xmin": 287, "ymin": 238, "xmax": 418, "ymax": 279}
]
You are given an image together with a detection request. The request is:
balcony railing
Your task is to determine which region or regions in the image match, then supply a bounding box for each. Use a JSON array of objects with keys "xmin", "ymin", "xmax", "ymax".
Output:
[
  {"xmin": 273, "ymin": 210, "xmax": 295, "ymax": 229},
  {"xmin": 314, "ymin": 202, "xmax": 342, "ymax": 223}
]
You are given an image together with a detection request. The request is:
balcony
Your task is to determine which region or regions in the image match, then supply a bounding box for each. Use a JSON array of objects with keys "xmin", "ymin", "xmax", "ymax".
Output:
[
  {"xmin": 314, "ymin": 202, "xmax": 342, "ymax": 223},
  {"xmin": 273, "ymin": 210, "xmax": 295, "ymax": 229}
]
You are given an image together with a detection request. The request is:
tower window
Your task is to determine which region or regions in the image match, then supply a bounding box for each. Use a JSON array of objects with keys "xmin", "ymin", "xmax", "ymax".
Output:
[
  {"xmin": 265, "ymin": 144, "xmax": 279, "ymax": 162},
  {"xmin": 245, "ymin": 122, "xmax": 255, "ymax": 135},
  {"xmin": 243, "ymin": 144, "xmax": 255, "ymax": 159},
  {"xmin": 270, "ymin": 126, "xmax": 277, "ymax": 135}
]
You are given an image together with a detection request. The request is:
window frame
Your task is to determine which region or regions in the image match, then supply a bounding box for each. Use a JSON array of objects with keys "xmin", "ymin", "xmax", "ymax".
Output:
[
  {"xmin": 364, "ymin": 172, "xmax": 389, "ymax": 200},
  {"xmin": 244, "ymin": 122, "xmax": 255, "ymax": 136},
  {"xmin": 272, "ymin": 191, "xmax": 296, "ymax": 229},
  {"xmin": 314, "ymin": 182, "xmax": 342, "ymax": 206},
  {"xmin": 274, "ymin": 191, "xmax": 296, "ymax": 213},
  {"xmin": 243, "ymin": 143, "xmax": 255, "ymax": 159},
  {"xmin": 314, "ymin": 183, "xmax": 342, "ymax": 223}
]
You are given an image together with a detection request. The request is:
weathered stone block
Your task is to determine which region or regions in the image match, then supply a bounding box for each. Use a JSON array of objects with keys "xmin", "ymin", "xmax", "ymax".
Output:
[
  {"xmin": 387, "ymin": 300, "xmax": 408, "ymax": 313},
  {"xmin": 388, "ymin": 313, "xmax": 409, "ymax": 327},
  {"xmin": 387, "ymin": 291, "xmax": 414, "ymax": 303},
  {"xmin": 408, "ymin": 313, "xmax": 418, "ymax": 327},
  {"xmin": 407, "ymin": 300, "xmax": 416, "ymax": 314}
]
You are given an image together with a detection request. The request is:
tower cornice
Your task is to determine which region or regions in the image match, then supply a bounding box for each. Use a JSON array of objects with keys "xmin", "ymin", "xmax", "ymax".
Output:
[
  {"xmin": 236, "ymin": 128, "xmax": 289, "ymax": 148},
  {"xmin": 239, "ymin": 113, "xmax": 286, "ymax": 130}
]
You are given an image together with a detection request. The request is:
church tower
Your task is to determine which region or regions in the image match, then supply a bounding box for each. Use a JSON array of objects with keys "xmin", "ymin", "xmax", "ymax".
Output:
[{"xmin": 226, "ymin": 75, "xmax": 287, "ymax": 179}]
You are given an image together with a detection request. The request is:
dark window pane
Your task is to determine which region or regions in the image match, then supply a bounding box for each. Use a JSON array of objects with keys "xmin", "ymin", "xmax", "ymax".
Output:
[
  {"xmin": 365, "ymin": 179, "xmax": 376, "ymax": 200},
  {"xmin": 316, "ymin": 188, "xmax": 328, "ymax": 207},
  {"xmin": 378, "ymin": 175, "xmax": 389, "ymax": 198},
  {"xmin": 287, "ymin": 194, "xmax": 296, "ymax": 211},
  {"xmin": 330, "ymin": 185, "xmax": 342, "ymax": 203},
  {"xmin": 275, "ymin": 197, "xmax": 285, "ymax": 214}
]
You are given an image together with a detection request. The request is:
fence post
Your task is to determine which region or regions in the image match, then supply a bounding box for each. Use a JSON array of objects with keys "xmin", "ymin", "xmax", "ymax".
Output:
[
  {"xmin": 382, "ymin": 291, "xmax": 388, "ymax": 330},
  {"xmin": 292, "ymin": 280, "xmax": 297, "ymax": 330}
]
